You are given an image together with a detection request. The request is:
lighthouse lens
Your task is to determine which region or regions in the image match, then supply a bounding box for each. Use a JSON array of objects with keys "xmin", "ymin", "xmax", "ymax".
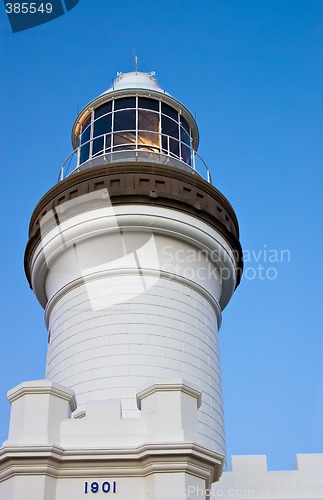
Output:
[{"xmin": 76, "ymin": 96, "xmax": 194, "ymax": 169}]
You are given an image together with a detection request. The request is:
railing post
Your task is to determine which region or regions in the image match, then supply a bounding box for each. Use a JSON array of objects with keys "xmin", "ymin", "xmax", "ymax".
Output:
[{"xmin": 77, "ymin": 145, "xmax": 80, "ymax": 168}]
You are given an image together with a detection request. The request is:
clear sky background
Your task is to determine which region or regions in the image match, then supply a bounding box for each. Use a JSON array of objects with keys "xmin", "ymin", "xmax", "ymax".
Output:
[{"xmin": 0, "ymin": 0, "xmax": 322, "ymax": 471}]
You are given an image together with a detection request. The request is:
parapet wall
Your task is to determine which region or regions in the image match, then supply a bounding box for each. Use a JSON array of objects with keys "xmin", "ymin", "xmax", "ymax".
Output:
[
  {"xmin": 208, "ymin": 453, "xmax": 323, "ymax": 499},
  {"xmin": 0, "ymin": 378, "xmax": 223, "ymax": 500},
  {"xmin": 1, "ymin": 379, "xmax": 322, "ymax": 499}
]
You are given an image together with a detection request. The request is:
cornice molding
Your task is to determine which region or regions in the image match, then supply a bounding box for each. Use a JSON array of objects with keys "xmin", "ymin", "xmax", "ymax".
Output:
[
  {"xmin": 0, "ymin": 442, "xmax": 224, "ymax": 486},
  {"xmin": 25, "ymin": 164, "xmax": 242, "ymax": 289}
]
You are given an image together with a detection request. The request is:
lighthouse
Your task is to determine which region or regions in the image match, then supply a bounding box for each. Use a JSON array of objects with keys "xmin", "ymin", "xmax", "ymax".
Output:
[{"xmin": 1, "ymin": 71, "xmax": 242, "ymax": 499}]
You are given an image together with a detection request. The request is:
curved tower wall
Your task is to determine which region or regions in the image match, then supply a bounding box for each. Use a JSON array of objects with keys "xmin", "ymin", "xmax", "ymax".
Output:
[{"xmin": 24, "ymin": 73, "xmax": 243, "ymax": 459}]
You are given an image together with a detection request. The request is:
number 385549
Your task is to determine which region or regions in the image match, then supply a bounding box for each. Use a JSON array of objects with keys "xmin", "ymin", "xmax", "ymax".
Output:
[{"xmin": 5, "ymin": 3, "xmax": 53, "ymax": 14}]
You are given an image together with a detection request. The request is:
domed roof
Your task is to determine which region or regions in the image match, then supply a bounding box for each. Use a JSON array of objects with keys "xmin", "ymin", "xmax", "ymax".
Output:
[
  {"xmin": 102, "ymin": 71, "xmax": 169, "ymax": 95},
  {"xmin": 72, "ymin": 69, "xmax": 199, "ymax": 151}
]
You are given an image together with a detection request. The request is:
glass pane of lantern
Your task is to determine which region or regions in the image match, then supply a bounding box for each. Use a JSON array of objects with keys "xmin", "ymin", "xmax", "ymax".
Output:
[
  {"xmin": 161, "ymin": 103, "xmax": 178, "ymax": 121},
  {"xmin": 94, "ymin": 101, "xmax": 112, "ymax": 119},
  {"xmin": 138, "ymin": 110, "xmax": 159, "ymax": 132},
  {"xmin": 105, "ymin": 134, "xmax": 111, "ymax": 151},
  {"xmin": 92, "ymin": 137, "xmax": 104, "ymax": 156},
  {"xmin": 114, "ymin": 97, "xmax": 136, "ymax": 110},
  {"xmin": 180, "ymin": 125, "xmax": 191, "ymax": 146},
  {"xmin": 94, "ymin": 114, "xmax": 112, "ymax": 138},
  {"xmin": 138, "ymin": 131, "xmax": 160, "ymax": 152},
  {"xmin": 80, "ymin": 143, "xmax": 90, "ymax": 164},
  {"xmin": 162, "ymin": 135, "xmax": 168, "ymax": 153},
  {"xmin": 161, "ymin": 115, "xmax": 179, "ymax": 139},
  {"xmin": 181, "ymin": 144, "xmax": 191, "ymax": 165},
  {"xmin": 113, "ymin": 131, "xmax": 136, "ymax": 150},
  {"xmin": 138, "ymin": 97, "xmax": 159, "ymax": 111},
  {"xmin": 114, "ymin": 110, "xmax": 136, "ymax": 131},
  {"xmin": 180, "ymin": 116, "xmax": 190, "ymax": 134},
  {"xmin": 161, "ymin": 134, "xmax": 179, "ymax": 157},
  {"xmin": 80, "ymin": 124, "xmax": 91, "ymax": 145},
  {"xmin": 169, "ymin": 137, "xmax": 179, "ymax": 157}
]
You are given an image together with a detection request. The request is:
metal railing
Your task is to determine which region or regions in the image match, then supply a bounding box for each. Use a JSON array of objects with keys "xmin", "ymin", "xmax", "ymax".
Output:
[{"xmin": 58, "ymin": 131, "xmax": 212, "ymax": 184}]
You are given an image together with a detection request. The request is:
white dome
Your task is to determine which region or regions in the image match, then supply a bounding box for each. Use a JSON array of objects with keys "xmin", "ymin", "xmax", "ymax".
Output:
[{"xmin": 102, "ymin": 71, "xmax": 168, "ymax": 95}]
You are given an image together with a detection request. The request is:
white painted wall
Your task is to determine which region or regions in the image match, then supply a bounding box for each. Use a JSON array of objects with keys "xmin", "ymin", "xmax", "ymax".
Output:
[
  {"xmin": 46, "ymin": 275, "xmax": 224, "ymax": 452},
  {"xmin": 30, "ymin": 200, "xmax": 238, "ymax": 455}
]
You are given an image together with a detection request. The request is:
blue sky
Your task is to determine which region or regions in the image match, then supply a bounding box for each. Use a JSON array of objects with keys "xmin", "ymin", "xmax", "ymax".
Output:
[{"xmin": 0, "ymin": 0, "xmax": 322, "ymax": 471}]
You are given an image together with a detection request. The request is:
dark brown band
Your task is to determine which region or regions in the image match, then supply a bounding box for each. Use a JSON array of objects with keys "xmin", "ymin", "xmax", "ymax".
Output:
[{"xmin": 24, "ymin": 163, "xmax": 243, "ymax": 287}]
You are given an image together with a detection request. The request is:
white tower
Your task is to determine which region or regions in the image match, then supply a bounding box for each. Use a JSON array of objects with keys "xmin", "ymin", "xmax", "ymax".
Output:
[{"xmin": 1, "ymin": 71, "xmax": 242, "ymax": 500}]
